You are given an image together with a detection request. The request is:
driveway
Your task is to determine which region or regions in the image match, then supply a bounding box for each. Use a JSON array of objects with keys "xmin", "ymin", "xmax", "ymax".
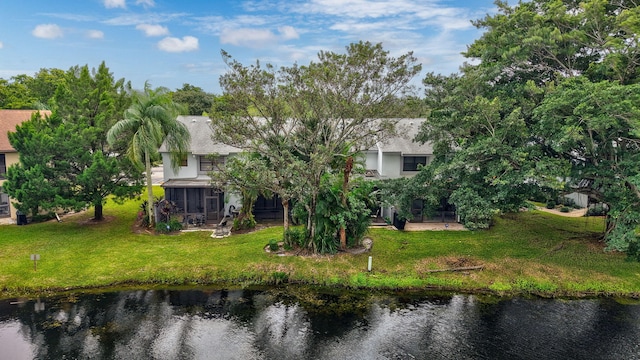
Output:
[{"xmin": 150, "ymin": 166, "xmax": 164, "ymax": 185}]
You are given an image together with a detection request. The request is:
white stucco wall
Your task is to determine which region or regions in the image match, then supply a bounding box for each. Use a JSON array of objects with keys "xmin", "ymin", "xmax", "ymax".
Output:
[
  {"xmin": 161, "ymin": 153, "xmax": 198, "ymax": 179},
  {"xmin": 565, "ymin": 192, "xmax": 589, "ymax": 208},
  {"xmin": 381, "ymin": 153, "xmax": 402, "ymax": 179},
  {"xmin": 365, "ymin": 151, "xmax": 378, "ymax": 173}
]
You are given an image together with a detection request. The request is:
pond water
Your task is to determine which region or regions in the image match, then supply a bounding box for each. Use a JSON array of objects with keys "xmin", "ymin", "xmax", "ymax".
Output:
[{"xmin": 1, "ymin": 288, "xmax": 640, "ymax": 359}]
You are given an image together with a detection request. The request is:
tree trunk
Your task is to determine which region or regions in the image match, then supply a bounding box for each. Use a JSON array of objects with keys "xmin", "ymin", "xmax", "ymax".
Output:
[
  {"xmin": 306, "ymin": 195, "xmax": 317, "ymax": 253},
  {"xmin": 282, "ymin": 198, "xmax": 289, "ymax": 233},
  {"xmin": 145, "ymin": 150, "xmax": 155, "ymax": 227},
  {"xmin": 94, "ymin": 203, "xmax": 103, "ymax": 221},
  {"xmin": 339, "ymin": 156, "xmax": 353, "ymax": 250}
]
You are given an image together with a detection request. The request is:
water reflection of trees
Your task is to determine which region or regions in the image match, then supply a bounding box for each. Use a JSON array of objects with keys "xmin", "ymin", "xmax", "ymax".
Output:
[{"xmin": 2, "ymin": 290, "xmax": 640, "ymax": 359}]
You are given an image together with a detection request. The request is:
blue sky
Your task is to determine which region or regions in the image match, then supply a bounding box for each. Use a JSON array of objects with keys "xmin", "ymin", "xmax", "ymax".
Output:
[{"xmin": 0, "ymin": 0, "xmax": 498, "ymax": 94}]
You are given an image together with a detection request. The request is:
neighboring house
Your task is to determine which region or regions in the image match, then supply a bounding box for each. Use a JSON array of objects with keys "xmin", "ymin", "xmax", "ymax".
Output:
[
  {"xmin": 363, "ymin": 119, "xmax": 433, "ymax": 180},
  {"xmin": 159, "ymin": 116, "xmax": 239, "ymax": 225},
  {"xmin": 0, "ymin": 109, "xmax": 51, "ymax": 222},
  {"xmin": 362, "ymin": 118, "xmax": 450, "ymax": 222},
  {"xmin": 160, "ymin": 117, "xmax": 437, "ymax": 225}
]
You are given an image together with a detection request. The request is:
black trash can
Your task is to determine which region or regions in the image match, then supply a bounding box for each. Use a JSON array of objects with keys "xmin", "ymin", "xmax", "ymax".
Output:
[
  {"xmin": 393, "ymin": 212, "xmax": 406, "ymax": 230},
  {"xmin": 16, "ymin": 211, "xmax": 27, "ymax": 225}
]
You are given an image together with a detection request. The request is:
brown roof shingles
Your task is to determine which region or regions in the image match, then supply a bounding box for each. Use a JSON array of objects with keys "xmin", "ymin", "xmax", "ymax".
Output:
[{"xmin": 0, "ymin": 110, "xmax": 51, "ymax": 152}]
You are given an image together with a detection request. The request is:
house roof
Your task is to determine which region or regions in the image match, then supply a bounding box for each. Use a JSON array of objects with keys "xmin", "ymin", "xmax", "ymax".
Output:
[
  {"xmin": 159, "ymin": 116, "xmax": 241, "ymax": 155},
  {"xmin": 162, "ymin": 178, "xmax": 213, "ymax": 188},
  {"xmin": 161, "ymin": 116, "xmax": 432, "ymax": 156},
  {"xmin": 375, "ymin": 118, "xmax": 432, "ymax": 155},
  {"xmin": 0, "ymin": 110, "xmax": 52, "ymax": 152}
]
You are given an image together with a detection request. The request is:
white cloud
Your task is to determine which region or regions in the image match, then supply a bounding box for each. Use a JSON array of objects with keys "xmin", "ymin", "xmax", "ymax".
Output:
[
  {"xmin": 219, "ymin": 25, "xmax": 298, "ymax": 48},
  {"xmin": 104, "ymin": 13, "xmax": 186, "ymax": 26},
  {"xmin": 136, "ymin": 24, "xmax": 169, "ymax": 37},
  {"xmin": 104, "ymin": 0, "xmax": 126, "ymax": 9},
  {"xmin": 32, "ymin": 24, "xmax": 64, "ymax": 39},
  {"xmin": 136, "ymin": 0, "xmax": 155, "ymax": 7},
  {"xmin": 86, "ymin": 30, "xmax": 105, "ymax": 39},
  {"xmin": 157, "ymin": 36, "xmax": 199, "ymax": 52},
  {"xmin": 296, "ymin": 0, "xmax": 418, "ymax": 19},
  {"xmin": 279, "ymin": 26, "xmax": 299, "ymax": 40},
  {"xmin": 220, "ymin": 28, "xmax": 278, "ymax": 48}
]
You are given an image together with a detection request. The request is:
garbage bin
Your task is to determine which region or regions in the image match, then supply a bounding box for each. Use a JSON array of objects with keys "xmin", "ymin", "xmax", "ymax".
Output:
[
  {"xmin": 393, "ymin": 212, "xmax": 406, "ymax": 230},
  {"xmin": 16, "ymin": 211, "xmax": 27, "ymax": 225}
]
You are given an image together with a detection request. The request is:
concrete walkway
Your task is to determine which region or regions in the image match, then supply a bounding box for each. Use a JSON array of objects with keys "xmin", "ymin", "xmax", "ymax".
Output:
[{"xmin": 403, "ymin": 221, "xmax": 467, "ymax": 231}]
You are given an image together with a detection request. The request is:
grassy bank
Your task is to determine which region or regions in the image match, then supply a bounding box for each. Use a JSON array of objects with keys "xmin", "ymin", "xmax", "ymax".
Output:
[{"xmin": 1, "ymin": 189, "xmax": 639, "ymax": 299}]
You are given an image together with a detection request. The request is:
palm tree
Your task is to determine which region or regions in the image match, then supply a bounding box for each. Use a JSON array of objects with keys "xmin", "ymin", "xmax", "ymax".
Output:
[{"xmin": 107, "ymin": 82, "xmax": 190, "ymax": 227}]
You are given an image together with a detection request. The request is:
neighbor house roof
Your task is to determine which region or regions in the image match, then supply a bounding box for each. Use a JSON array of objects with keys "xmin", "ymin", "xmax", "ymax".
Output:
[
  {"xmin": 0, "ymin": 110, "xmax": 52, "ymax": 152},
  {"xmin": 159, "ymin": 116, "xmax": 241, "ymax": 155},
  {"xmin": 375, "ymin": 118, "xmax": 433, "ymax": 155}
]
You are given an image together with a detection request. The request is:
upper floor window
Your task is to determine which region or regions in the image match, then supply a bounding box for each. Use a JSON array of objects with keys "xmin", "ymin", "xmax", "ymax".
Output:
[
  {"xmin": 200, "ymin": 156, "xmax": 225, "ymax": 172},
  {"xmin": 403, "ymin": 156, "xmax": 427, "ymax": 172},
  {"xmin": 0, "ymin": 154, "xmax": 6, "ymax": 179},
  {"xmin": 179, "ymin": 155, "xmax": 188, "ymax": 167}
]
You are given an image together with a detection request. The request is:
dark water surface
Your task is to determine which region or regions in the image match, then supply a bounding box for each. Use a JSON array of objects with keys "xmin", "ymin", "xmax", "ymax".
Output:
[{"xmin": 1, "ymin": 288, "xmax": 640, "ymax": 359}]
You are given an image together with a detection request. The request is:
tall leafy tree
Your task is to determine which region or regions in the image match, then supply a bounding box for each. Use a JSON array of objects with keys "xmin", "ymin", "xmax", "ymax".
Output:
[
  {"xmin": 52, "ymin": 62, "xmax": 142, "ymax": 220},
  {"xmin": 534, "ymin": 77, "xmax": 640, "ymax": 251},
  {"xmin": 4, "ymin": 63, "xmax": 143, "ymax": 220},
  {"xmin": 107, "ymin": 82, "xmax": 190, "ymax": 227},
  {"xmin": 213, "ymin": 41, "xmax": 421, "ymax": 253},
  {"xmin": 171, "ymin": 83, "xmax": 214, "ymax": 115},
  {"xmin": 416, "ymin": 0, "xmax": 640, "ymax": 249},
  {"xmin": 0, "ymin": 75, "xmax": 36, "ymax": 109},
  {"xmin": 3, "ymin": 113, "xmax": 62, "ymax": 216}
]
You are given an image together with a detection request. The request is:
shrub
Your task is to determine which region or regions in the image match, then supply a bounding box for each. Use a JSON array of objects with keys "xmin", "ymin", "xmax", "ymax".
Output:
[
  {"xmin": 587, "ymin": 204, "xmax": 607, "ymax": 216},
  {"xmin": 271, "ymin": 271, "xmax": 288, "ymax": 284},
  {"xmin": 560, "ymin": 206, "xmax": 570, "ymax": 213},
  {"xmin": 167, "ymin": 217, "xmax": 183, "ymax": 231},
  {"xmin": 562, "ymin": 197, "xmax": 577, "ymax": 208},
  {"xmin": 268, "ymin": 239, "xmax": 279, "ymax": 252},
  {"xmin": 232, "ymin": 213, "xmax": 256, "ymax": 231},
  {"xmin": 545, "ymin": 200, "xmax": 556, "ymax": 209},
  {"xmin": 284, "ymin": 227, "xmax": 306, "ymax": 248},
  {"xmin": 155, "ymin": 217, "xmax": 183, "ymax": 233},
  {"xmin": 626, "ymin": 241, "xmax": 640, "ymax": 262}
]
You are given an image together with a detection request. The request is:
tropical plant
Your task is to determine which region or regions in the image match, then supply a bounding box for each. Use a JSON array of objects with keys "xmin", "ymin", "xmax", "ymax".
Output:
[{"xmin": 107, "ymin": 82, "xmax": 190, "ymax": 227}]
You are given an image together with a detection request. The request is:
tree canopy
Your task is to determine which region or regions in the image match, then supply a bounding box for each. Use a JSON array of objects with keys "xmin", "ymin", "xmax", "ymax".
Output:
[
  {"xmin": 213, "ymin": 41, "xmax": 421, "ymax": 253},
  {"xmin": 107, "ymin": 82, "xmax": 190, "ymax": 227},
  {"xmin": 4, "ymin": 62, "xmax": 144, "ymax": 221},
  {"xmin": 415, "ymin": 0, "xmax": 640, "ymax": 251}
]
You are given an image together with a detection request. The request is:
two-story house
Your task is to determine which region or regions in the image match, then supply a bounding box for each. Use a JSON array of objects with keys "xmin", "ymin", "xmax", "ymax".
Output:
[
  {"xmin": 0, "ymin": 109, "xmax": 51, "ymax": 223},
  {"xmin": 361, "ymin": 118, "xmax": 447, "ymax": 222},
  {"xmin": 159, "ymin": 116, "xmax": 239, "ymax": 225},
  {"xmin": 160, "ymin": 117, "xmax": 437, "ymax": 226}
]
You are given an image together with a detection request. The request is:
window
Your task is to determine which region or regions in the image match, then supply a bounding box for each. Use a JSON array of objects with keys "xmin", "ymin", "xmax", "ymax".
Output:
[
  {"xmin": 200, "ymin": 156, "xmax": 225, "ymax": 172},
  {"xmin": 0, "ymin": 154, "xmax": 6, "ymax": 179},
  {"xmin": 403, "ymin": 156, "xmax": 427, "ymax": 172},
  {"xmin": 179, "ymin": 155, "xmax": 188, "ymax": 167}
]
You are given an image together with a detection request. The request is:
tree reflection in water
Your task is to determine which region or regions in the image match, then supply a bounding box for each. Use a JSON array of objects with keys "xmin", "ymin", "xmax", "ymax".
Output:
[{"xmin": 1, "ymin": 288, "xmax": 640, "ymax": 359}]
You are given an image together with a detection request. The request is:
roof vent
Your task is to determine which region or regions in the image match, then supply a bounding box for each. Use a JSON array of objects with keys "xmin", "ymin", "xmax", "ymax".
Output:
[{"xmin": 192, "ymin": 118, "xmax": 197, "ymax": 122}]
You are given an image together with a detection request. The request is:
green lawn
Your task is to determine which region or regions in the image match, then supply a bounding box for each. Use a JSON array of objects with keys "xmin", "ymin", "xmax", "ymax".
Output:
[{"xmin": 1, "ymin": 188, "xmax": 639, "ymax": 299}]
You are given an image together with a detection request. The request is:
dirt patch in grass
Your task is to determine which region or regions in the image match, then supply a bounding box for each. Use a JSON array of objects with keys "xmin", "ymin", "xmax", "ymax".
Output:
[{"xmin": 77, "ymin": 215, "xmax": 116, "ymax": 226}]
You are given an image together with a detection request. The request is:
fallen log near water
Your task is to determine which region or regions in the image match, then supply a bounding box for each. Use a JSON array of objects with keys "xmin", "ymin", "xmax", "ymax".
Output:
[{"xmin": 424, "ymin": 265, "xmax": 484, "ymax": 273}]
